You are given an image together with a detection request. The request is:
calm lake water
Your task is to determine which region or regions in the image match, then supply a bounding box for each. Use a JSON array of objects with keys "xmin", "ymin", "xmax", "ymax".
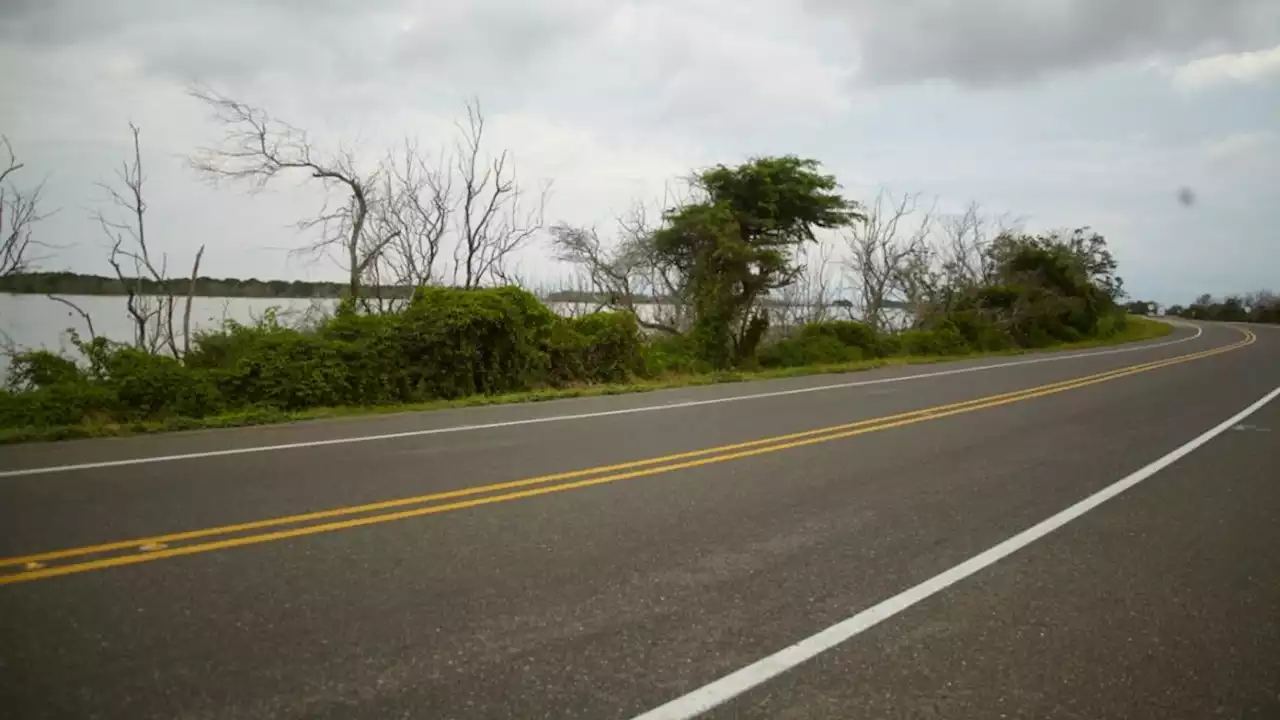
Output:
[{"xmin": 0, "ymin": 293, "xmax": 328, "ymax": 380}]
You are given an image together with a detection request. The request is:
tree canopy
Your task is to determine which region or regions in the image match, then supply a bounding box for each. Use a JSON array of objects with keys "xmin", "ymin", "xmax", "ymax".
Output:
[{"xmin": 650, "ymin": 156, "xmax": 861, "ymax": 366}]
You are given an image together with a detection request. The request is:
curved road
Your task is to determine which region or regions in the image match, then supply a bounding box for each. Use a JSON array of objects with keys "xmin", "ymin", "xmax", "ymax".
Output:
[{"xmin": 1, "ymin": 320, "xmax": 1277, "ymax": 719}]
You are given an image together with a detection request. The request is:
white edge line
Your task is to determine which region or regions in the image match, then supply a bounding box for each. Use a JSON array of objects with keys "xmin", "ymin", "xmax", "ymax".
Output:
[
  {"xmin": 0, "ymin": 323, "xmax": 1203, "ymax": 478},
  {"xmin": 629, "ymin": 383, "xmax": 1280, "ymax": 720}
]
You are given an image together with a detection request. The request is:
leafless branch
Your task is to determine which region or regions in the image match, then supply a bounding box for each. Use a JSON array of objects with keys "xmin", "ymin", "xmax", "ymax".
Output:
[
  {"xmin": 1, "ymin": 136, "xmax": 54, "ymax": 276},
  {"xmin": 452, "ymin": 99, "xmax": 547, "ymax": 289},
  {"xmin": 87, "ymin": 123, "xmax": 203, "ymax": 357},
  {"xmin": 189, "ymin": 86, "xmax": 380, "ymax": 301},
  {"xmin": 183, "ymin": 245, "xmax": 205, "ymax": 356},
  {"xmin": 844, "ymin": 189, "xmax": 935, "ymax": 331},
  {"xmin": 364, "ymin": 138, "xmax": 455, "ymax": 303},
  {"xmin": 551, "ymin": 200, "xmax": 689, "ymax": 335},
  {"xmin": 46, "ymin": 294, "xmax": 98, "ymax": 341}
]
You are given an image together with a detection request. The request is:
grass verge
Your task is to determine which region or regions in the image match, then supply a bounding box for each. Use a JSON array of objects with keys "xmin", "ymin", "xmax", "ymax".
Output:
[{"xmin": 0, "ymin": 317, "xmax": 1173, "ymax": 445}]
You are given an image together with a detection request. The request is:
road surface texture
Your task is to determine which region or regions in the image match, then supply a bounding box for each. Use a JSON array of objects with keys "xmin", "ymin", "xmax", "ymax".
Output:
[{"xmin": 1, "ymin": 320, "xmax": 1277, "ymax": 719}]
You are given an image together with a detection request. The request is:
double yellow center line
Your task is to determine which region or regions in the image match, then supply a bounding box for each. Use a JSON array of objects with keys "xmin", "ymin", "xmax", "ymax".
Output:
[{"xmin": 0, "ymin": 328, "xmax": 1255, "ymax": 586}]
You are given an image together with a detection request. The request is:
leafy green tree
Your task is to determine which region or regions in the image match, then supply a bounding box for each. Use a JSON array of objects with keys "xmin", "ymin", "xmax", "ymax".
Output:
[{"xmin": 652, "ymin": 156, "xmax": 861, "ymax": 366}]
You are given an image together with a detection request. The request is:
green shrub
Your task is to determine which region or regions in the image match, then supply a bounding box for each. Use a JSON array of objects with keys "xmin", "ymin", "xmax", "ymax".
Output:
[
  {"xmin": 100, "ymin": 347, "xmax": 223, "ymax": 419},
  {"xmin": 930, "ymin": 311, "xmax": 1015, "ymax": 352},
  {"xmin": 569, "ymin": 311, "xmax": 644, "ymax": 383},
  {"xmin": 641, "ymin": 335, "xmax": 710, "ymax": 376},
  {"xmin": 1094, "ymin": 311, "xmax": 1127, "ymax": 338},
  {"xmin": 212, "ymin": 330, "xmax": 352, "ymax": 410},
  {"xmin": 758, "ymin": 333, "xmax": 863, "ymax": 368},
  {"xmin": 5, "ymin": 350, "xmax": 85, "ymax": 390},
  {"xmin": 0, "ymin": 382, "xmax": 119, "ymax": 428},
  {"xmin": 796, "ymin": 321, "xmax": 887, "ymax": 356},
  {"xmin": 896, "ymin": 326, "xmax": 971, "ymax": 356},
  {"xmin": 397, "ymin": 286, "xmax": 558, "ymax": 398},
  {"xmin": 320, "ymin": 312, "xmax": 410, "ymax": 404}
]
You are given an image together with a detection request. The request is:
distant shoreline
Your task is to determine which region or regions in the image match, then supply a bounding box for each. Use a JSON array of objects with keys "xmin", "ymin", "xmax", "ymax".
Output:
[{"xmin": 0, "ymin": 273, "xmax": 888, "ymax": 308}]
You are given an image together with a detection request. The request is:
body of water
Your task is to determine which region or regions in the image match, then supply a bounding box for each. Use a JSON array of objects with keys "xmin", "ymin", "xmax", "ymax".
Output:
[{"xmin": 0, "ymin": 294, "xmax": 334, "ymax": 380}]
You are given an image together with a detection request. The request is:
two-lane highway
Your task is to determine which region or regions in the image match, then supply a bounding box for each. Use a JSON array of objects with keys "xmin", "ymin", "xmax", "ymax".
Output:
[{"xmin": 1, "ymin": 320, "xmax": 1277, "ymax": 719}]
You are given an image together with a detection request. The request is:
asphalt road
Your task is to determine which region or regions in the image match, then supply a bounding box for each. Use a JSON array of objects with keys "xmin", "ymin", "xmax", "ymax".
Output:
[{"xmin": 1, "ymin": 320, "xmax": 1277, "ymax": 719}]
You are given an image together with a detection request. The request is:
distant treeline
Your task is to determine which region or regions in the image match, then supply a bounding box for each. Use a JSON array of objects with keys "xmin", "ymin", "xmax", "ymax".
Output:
[
  {"xmin": 1166, "ymin": 292, "xmax": 1279, "ymax": 324},
  {"xmin": 0, "ymin": 272, "xmax": 853, "ymax": 308},
  {"xmin": 0, "ymin": 272, "xmax": 612, "ymax": 302},
  {"xmin": 0, "ymin": 272, "xmax": 357, "ymax": 299}
]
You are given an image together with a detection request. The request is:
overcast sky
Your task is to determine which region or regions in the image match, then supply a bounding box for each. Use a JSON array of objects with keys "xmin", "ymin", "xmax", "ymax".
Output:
[{"xmin": 2, "ymin": 0, "xmax": 1278, "ymax": 305}]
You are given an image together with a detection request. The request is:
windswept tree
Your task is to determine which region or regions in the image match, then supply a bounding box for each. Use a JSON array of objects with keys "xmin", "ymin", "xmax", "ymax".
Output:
[{"xmin": 652, "ymin": 156, "xmax": 862, "ymax": 366}]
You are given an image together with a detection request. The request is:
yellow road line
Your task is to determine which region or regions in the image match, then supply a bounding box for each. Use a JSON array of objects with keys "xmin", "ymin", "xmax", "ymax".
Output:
[
  {"xmin": 0, "ymin": 342, "xmax": 1228, "ymax": 569},
  {"xmin": 0, "ymin": 329, "xmax": 1254, "ymax": 585}
]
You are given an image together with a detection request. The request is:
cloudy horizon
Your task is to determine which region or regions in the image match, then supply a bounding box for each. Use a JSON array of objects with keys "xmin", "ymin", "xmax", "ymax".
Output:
[{"xmin": 2, "ymin": 0, "xmax": 1278, "ymax": 306}]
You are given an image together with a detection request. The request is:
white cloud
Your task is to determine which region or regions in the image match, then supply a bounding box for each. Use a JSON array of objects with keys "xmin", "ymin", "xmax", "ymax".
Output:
[
  {"xmin": 806, "ymin": 0, "xmax": 1280, "ymax": 86},
  {"xmin": 1174, "ymin": 43, "xmax": 1280, "ymax": 91},
  {"xmin": 0, "ymin": 0, "xmax": 1277, "ymax": 306}
]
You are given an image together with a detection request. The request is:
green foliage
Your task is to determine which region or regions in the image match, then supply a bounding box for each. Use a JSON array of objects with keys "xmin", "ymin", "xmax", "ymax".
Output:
[
  {"xmin": 0, "ymin": 154, "xmax": 1168, "ymax": 438},
  {"xmin": 5, "ymin": 350, "xmax": 83, "ymax": 391},
  {"xmin": 1094, "ymin": 311, "xmax": 1127, "ymax": 338},
  {"xmin": 918, "ymin": 228, "xmax": 1125, "ymax": 349},
  {"xmin": 798, "ymin": 321, "xmax": 886, "ymax": 356},
  {"xmin": 101, "ymin": 348, "xmax": 224, "ymax": 419},
  {"xmin": 0, "ymin": 286, "xmax": 651, "ymax": 432},
  {"xmin": 652, "ymin": 156, "xmax": 860, "ymax": 367},
  {"xmin": 0, "ymin": 383, "xmax": 119, "ymax": 428},
  {"xmin": 758, "ymin": 320, "xmax": 975, "ymax": 369},
  {"xmin": 897, "ymin": 326, "xmax": 970, "ymax": 356},
  {"xmin": 396, "ymin": 286, "xmax": 558, "ymax": 399},
  {"xmin": 758, "ymin": 333, "xmax": 863, "ymax": 368},
  {"xmin": 564, "ymin": 311, "xmax": 645, "ymax": 384},
  {"xmin": 640, "ymin": 335, "xmax": 709, "ymax": 377}
]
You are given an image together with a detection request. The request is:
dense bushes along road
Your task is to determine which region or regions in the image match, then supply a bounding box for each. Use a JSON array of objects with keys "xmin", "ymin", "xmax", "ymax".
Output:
[{"xmin": 1, "ymin": 286, "xmax": 1163, "ymax": 443}]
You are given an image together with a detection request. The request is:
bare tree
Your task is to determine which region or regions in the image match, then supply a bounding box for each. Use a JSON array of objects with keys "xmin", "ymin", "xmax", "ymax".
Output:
[
  {"xmin": 893, "ymin": 200, "xmax": 1024, "ymax": 324},
  {"xmin": 47, "ymin": 294, "xmax": 98, "ymax": 341},
  {"xmin": 844, "ymin": 190, "xmax": 935, "ymax": 332},
  {"xmin": 551, "ymin": 201, "xmax": 689, "ymax": 335},
  {"xmin": 452, "ymin": 99, "xmax": 548, "ymax": 289},
  {"xmin": 361, "ymin": 138, "xmax": 455, "ymax": 310},
  {"xmin": 772, "ymin": 239, "xmax": 838, "ymax": 330},
  {"xmin": 189, "ymin": 87, "xmax": 394, "ymax": 303},
  {"xmin": 937, "ymin": 201, "xmax": 1022, "ymax": 289},
  {"xmin": 1, "ymin": 136, "xmax": 52, "ymax": 276},
  {"xmin": 95, "ymin": 123, "xmax": 204, "ymax": 355}
]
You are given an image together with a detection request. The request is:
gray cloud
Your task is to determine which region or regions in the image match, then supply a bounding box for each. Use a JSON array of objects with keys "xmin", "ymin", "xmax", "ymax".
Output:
[
  {"xmin": 2, "ymin": 0, "xmax": 611, "ymax": 98},
  {"xmin": 806, "ymin": 0, "xmax": 1280, "ymax": 85},
  {"xmin": 0, "ymin": 0, "xmax": 1276, "ymax": 307}
]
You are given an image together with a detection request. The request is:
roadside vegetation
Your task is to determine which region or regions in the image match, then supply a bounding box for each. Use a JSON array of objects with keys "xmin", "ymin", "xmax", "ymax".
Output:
[{"xmin": 2, "ymin": 91, "xmax": 1170, "ymax": 443}]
